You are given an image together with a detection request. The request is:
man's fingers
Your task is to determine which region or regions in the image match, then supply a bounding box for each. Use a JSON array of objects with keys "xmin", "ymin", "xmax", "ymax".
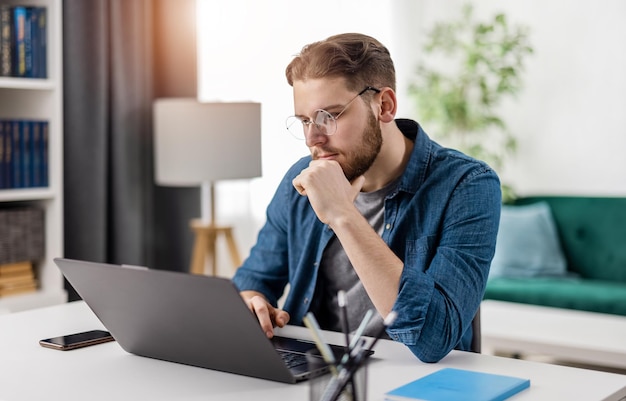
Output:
[
  {"xmin": 274, "ymin": 310, "xmax": 290, "ymax": 328},
  {"xmin": 351, "ymin": 175, "xmax": 365, "ymax": 196},
  {"xmin": 292, "ymin": 176, "xmax": 307, "ymax": 195},
  {"xmin": 249, "ymin": 296, "xmax": 275, "ymax": 338},
  {"xmin": 247, "ymin": 296, "xmax": 291, "ymax": 337}
]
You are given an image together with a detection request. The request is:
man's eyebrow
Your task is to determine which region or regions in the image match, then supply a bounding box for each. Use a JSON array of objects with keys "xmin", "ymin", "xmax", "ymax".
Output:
[
  {"xmin": 324, "ymin": 104, "xmax": 345, "ymax": 112},
  {"xmin": 321, "ymin": 102, "xmax": 346, "ymax": 111},
  {"xmin": 295, "ymin": 103, "xmax": 344, "ymax": 118}
]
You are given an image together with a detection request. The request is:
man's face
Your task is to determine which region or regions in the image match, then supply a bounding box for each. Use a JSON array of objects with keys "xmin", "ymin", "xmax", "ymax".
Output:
[{"xmin": 292, "ymin": 78, "xmax": 382, "ymax": 182}]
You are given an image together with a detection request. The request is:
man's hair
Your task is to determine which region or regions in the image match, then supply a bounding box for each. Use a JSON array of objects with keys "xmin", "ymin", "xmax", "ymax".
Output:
[{"xmin": 285, "ymin": 33, "xmax": 396, "ymax": 92}]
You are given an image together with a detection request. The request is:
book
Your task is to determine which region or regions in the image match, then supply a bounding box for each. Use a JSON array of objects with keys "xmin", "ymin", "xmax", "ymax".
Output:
[
  {"xmin": 0, "ymin": 5, "xmax": 12, "ymax": 77},
  {"xmin": 40, "ymin": 121, "xmax": 48, "ymax": 186},
  {"xmin": 0, "ymin": 270, "xmax": 35, "ymax": 286},
  {"xmin": 0, "ymin": 280, "xmax": 37, "ymax": 296},
  {"xmin": 11, "ymin": 120, "xmax": 22, "ymax": 187},
  {"xmin": 0, "ymin": 119, "xmax": 49, "ymax": 188},
  {"xmin": 0, "ymin": 260, "xmax": 36, "ymax": 297},
  {"xmin": 21, "ymin": 120, "xmax": 31, "ymax": 187},
  {"xmin": 0, "ymin": 120, "xmax": 4, "ymax": 189},
  {"xmin": 13, "ymin": 6, "xmax": 26, "ymax": 77},
  {"xmin": 385, "ymin": 368, "xmax": 530, "ymax": 401},
  {"xmin": 0, "ymin": 261, "xmax": 32, "ymax": 276},
  {"xmin": 29, "ymin": 7, "xmax": 46, "ymax": 78},
  {"xmin": 0, "ymin": 6, "xmax": 46, "ymax": 78},
  {"xmin": 23, "ymin": 7, "xmax": 33, "ymax": 78},
  {"xmin": 3, "ymin": 120, "xmax": 13, "ymax": 188},
  {"xmin": 31, "ymin": 120, "xmax": 41, "ymax": 186}
]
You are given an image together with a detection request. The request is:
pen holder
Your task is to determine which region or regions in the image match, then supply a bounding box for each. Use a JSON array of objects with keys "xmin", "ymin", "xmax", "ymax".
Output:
[{"xmin": 306, "ymin": 349, "xmax": 369, "ymax": 401}]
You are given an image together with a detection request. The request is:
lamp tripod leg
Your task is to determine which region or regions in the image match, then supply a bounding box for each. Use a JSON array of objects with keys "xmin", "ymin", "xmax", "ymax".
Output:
[
  {"xmin": 190, "ymin": 227, "xmax": 208, "ymax": 275},
  {"xmin": 223, "ymin": 228, "xmax": 242, "ymax": 268}
]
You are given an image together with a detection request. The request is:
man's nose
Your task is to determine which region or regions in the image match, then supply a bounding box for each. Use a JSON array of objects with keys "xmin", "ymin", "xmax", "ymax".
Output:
[{"xmin": 305, "ymin": 124, "xmax": 328, "ymax": 147}]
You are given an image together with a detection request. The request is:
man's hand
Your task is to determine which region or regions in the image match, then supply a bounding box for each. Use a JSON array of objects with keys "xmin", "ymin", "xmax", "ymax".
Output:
[
  {"xmin": 292, "ymin": 160, "xmax": 364, "ymax": 226},
  {"xmin": 240, "ymin": 291, "xmax": 290, "ymax": 338}
]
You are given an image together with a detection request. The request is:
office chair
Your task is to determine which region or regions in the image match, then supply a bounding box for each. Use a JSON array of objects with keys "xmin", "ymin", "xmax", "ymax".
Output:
[{"xmin": 470, "ymin": 306, "xmax": 481, "ymax": 353}]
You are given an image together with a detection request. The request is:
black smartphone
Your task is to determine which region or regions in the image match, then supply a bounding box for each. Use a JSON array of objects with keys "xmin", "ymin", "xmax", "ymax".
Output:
[{"xmin": 39, "ymin": 329, "xmax": 115, "ymax": 351}]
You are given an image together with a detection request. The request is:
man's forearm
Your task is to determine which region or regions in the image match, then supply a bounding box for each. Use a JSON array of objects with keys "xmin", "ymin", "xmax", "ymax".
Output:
[{"xmin": 329, "ymin": 208, "xmax": 403, "ymax": 317}]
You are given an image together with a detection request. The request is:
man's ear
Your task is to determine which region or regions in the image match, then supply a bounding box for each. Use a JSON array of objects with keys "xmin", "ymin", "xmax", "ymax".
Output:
[{"xmin": 377, "ymin": 87, "xmax": 397, "ymax": 123}]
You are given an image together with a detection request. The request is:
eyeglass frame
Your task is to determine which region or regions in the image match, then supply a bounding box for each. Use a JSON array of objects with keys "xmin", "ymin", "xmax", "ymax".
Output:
[{"xmin": 286, "ymin": 86, "xmax": 381, "ymax": 139}]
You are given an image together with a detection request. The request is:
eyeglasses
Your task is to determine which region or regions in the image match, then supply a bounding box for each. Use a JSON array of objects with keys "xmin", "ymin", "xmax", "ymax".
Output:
[{"xmin": 285, "ymin": 86, "xmax": 381, "ymax": 140}]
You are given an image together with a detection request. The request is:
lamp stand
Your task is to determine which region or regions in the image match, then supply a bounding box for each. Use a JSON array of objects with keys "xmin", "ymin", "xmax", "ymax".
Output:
[{"xmin": 189, "ymin": 182, "xmax": 242, "ymax": 275}]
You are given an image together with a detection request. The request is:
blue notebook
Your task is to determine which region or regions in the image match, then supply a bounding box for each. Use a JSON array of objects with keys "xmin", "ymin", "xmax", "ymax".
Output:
[{"xmin": 385, "ymin": 368, "xmax": 530, "ymax": 401}]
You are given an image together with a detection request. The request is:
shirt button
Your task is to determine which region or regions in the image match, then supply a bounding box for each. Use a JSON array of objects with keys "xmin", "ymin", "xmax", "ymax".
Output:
[
  {"xmin": 385, "ymin": 223, "xmax": 392, "ymax": 230},
  {"xmin": 304, "ymin": 298, "xmax": 309, "ymax": 305}
]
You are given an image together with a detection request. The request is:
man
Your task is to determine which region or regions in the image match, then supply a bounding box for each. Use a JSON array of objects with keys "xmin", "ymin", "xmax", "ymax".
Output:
[{"xmin": 232, "ymin": 33, "xmax": 501, "ymax": 362}]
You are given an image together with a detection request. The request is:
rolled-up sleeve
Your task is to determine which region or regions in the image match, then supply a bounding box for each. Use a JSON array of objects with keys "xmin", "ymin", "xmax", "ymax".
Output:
[{"xmin": 387, "ymin": 164, "xmax": 501, "ymax": 362}]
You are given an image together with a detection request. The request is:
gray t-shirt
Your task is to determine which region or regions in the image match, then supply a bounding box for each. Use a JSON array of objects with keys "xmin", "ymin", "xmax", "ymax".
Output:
[{"xmin": 313, "ymin": 178, "xmax": 399, "ymax": 337}]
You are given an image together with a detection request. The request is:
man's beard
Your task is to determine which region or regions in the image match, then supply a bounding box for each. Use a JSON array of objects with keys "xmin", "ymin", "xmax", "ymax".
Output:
[{"xmin": 313, "ymin": 110, "xmax": 383, "ymax": 182}]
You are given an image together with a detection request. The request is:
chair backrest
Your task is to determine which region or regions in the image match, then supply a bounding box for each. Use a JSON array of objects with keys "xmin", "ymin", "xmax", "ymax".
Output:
[{"xmin": 470, "ymin": 306, "xmax": 481, "ymax": 353}]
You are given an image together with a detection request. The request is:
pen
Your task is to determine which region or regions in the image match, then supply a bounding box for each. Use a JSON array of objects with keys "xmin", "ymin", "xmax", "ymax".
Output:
[
  {"xmin": 339, "ymin": 309, "xmax": 373, "ymax": 367},
  {"xmin": 319, "ymin": 345, "xmax": 371, "ymax": 401},
  {"xmin": 303, "ymin": 312, "xmax": 338, "ymax": 375},
  {"xmin": 320, "ymin": 311, "xmax": 398, "ymax": 401},
  {"xmin": 348, "ymin": 309, "xmax": 373, "ymax": 350},
  {"xmin": 338, "ymin": 290, "xmax": 350, "ymax": 352},
  {"xmin": 365, "ymin": 310, "xmax": 397, "ymax": 353},
  {"xmin": 337, "ymin": 291, "xmax": 359, "ymax": 401}
]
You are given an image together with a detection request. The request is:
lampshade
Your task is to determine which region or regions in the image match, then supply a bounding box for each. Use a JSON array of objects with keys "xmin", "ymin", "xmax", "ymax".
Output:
[{"xmin": 153, "ymin": 98, "xmax": 262, "ymax": 186}]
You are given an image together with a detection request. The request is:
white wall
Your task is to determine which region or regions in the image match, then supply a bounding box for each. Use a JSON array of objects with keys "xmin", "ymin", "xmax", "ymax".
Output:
[
  {"xmin": 396, "ymin": 0, "xmax": 626, "ymax": 197},
  {"xmin": 196, "ymin": 0, "xmax": 394, "ymax": 274},
  {"xmin": 197, "ymin": 0, "xmax": 626, "ymax": 275}
]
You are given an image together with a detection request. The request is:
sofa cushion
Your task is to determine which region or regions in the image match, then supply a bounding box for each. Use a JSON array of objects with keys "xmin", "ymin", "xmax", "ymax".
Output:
[
  {"xmin": 489, "ymin": 202, "xmax": 567, "ymax": 280},
  {"xmin": 514, "ymin": 197, "xmax": 626, "ymax": 282},
  {"xmin": 484, "ymin": 277, "xmax": 626, "ymax": 316}
]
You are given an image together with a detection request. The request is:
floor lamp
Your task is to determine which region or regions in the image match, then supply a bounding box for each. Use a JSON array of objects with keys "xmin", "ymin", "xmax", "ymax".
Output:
[{"xmin": 153, "ymin": 99, "xmax": 262, "ymax": 276}]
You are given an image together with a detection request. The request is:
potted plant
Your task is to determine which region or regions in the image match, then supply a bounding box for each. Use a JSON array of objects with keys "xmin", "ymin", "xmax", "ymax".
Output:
[{"xmin": 409, "ymin": 4, "xmax": 533, "ymax": 202}]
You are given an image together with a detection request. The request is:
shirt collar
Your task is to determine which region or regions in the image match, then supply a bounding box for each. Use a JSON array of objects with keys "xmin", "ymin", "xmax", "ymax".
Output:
[{"xmin": 394, "ymin": 119, "xmax": 432, "ymax": 194}]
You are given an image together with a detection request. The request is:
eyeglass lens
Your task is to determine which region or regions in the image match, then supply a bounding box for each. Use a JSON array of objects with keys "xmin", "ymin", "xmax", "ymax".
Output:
[{"xmin": 286, "ymin": 109, "xmax": 336, "ymax": 139}]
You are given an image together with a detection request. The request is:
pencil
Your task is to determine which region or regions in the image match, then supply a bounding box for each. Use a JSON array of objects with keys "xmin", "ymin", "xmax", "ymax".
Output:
[{"xmin": 303, "ymin": 312, "xmax": 338, "ymax": 375}]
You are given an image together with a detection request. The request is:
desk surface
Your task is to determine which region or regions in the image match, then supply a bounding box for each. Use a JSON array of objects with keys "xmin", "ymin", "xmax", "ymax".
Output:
[
  {"xmin": 1, "ymin": 301, "xmax": 625, "ymax": 401},
  {"xmin": 482, "ymin": 300, "xmax": 626, "ymax": 370}
]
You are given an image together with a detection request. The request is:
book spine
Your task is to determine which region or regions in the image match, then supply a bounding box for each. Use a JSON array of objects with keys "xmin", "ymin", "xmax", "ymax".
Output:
[
  {"xmin": 30, "ymin": 7, "xmax": 47, "ymax": 79},
  {"xmin": 11, "ymin": 120, "xmax": 21, "ymax": 188},
  {"xmin": 21, "ymin": 120, "xmax": 31, "ymax": 188},
  {"xmin": 0, "ymin": 119, "xmax": 4, "ymax": 189},
  {"xmin": 41, "ymin": 121, "xmax": 48, "ymax": 187},
  {"xmin": 4, "ymin": 120, "xmax": 13, "ymax": 188},
  {"xmin": 0, "ymin": 5, "xmax": 12, "ymax": 77},
  {"xmin": 23, "ymin": 8, "xmax": 33, "ymax": 78},
  {"xmin": 38, "ymin": 7, "xmax": 46, "ymax": 78},
  {"xmin": 31, "ymin": 120, "xmax": 41, "ymax": 187},
  {"xmin": 13, "ymin": 7, "xmax": 26, "ymax": 77}
]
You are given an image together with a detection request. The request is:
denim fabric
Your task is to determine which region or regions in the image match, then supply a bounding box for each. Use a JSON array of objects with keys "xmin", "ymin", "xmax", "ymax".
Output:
[{"xmin": 232, "ymin": 119, "xmax": 501, "ymax": 362}]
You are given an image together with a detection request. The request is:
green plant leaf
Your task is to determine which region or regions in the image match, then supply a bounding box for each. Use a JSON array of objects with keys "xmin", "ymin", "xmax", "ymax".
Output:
[{"xmin": 409, "ymin": 2, "xmax": 533, "ymax": 202}]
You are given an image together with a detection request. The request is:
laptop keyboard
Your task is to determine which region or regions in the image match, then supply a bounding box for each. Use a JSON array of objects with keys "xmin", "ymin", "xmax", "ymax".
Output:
[{"xmin": 277, "ymin": 349, "xmax": 308, "ymax": 369}]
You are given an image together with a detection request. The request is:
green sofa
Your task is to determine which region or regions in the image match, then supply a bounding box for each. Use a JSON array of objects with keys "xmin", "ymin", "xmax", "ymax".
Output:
[{"xmin": 484, "ymin": 196, "xmax": 626, "ymax": 316}]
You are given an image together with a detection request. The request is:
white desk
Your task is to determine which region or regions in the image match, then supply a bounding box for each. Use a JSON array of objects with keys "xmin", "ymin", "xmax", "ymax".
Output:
[
  {"xmin": 482, "ymin": 300, "xmax": 626, "ymax": 370},
  {"xmin": 1, "ymin": 302, "xmax": 625, "ymax": 401}
]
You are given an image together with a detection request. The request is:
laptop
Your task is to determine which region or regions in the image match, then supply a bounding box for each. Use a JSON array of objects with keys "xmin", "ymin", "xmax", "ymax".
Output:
[{"xmin": 53, "ymin": 257, "xmax": 344, "ymax": 384}]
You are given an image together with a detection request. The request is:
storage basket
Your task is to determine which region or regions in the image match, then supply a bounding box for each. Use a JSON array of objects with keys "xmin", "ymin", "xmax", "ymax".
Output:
[{"xmin": 0, "ymin": 207, "xmax": 45, "ymax": 265}]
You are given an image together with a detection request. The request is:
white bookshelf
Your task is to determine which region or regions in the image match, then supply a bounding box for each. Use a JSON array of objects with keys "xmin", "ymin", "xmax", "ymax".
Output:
[{"xmin": 0, "ymin": 0, "xmax": 66, "ymax": 313}]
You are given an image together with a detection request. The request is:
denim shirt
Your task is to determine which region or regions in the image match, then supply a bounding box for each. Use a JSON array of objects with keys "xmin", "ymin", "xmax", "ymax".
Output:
[{"xmin": 232, "ymin": 119, "xmax": 501, "ymax": 362}]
